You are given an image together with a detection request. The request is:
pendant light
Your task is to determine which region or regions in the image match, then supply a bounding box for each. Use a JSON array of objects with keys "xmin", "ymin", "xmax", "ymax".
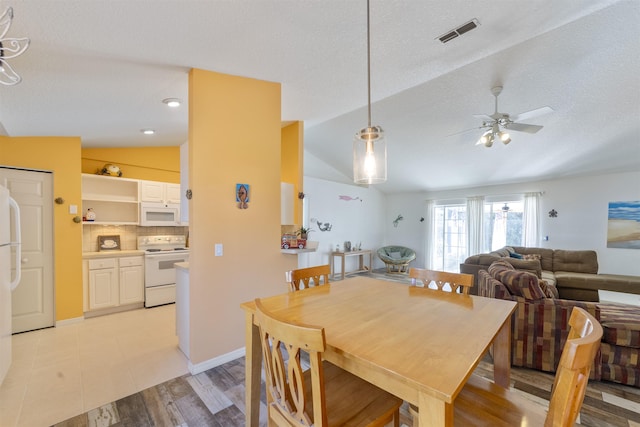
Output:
[{"xmin": 353, "ymin": 0, "xmax": 387, "ymax": 184}]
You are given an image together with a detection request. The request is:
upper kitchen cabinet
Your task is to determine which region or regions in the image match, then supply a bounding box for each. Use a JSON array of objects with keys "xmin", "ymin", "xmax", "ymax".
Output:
[
  {"xmin": 140, "ymin": 180, "xmax": 181, "ymax": 204},
  {"xmin": 81, "ymin": 174, "xmax": 139, "ymax": 224}
]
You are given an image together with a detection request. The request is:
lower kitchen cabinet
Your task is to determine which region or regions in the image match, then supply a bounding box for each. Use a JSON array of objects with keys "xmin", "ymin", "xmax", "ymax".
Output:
[
  {"xmin": 86, "ymin": 255, "xmax": 144, "ymax": 312},
  {"xmin": 119, "ymin": 256, "xmax": 144, "ymax": 305}
]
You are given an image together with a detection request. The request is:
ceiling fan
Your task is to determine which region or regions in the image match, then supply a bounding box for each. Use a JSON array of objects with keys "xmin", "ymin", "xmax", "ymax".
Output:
[{"xmin": 472, "ymin": 86, "xmax": 553, "ymax": 147}]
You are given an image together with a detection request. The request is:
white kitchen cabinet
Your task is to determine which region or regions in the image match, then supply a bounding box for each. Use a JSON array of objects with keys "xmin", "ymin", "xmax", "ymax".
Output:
[
  {"xmin": 87, "ymin": 255, "xmax": 144, "ymax": 312},
  {"xmin": 119, "ymin": 256, "xmax": 144, "ymax": 305},
  {"xmin": 140, "ymin": 180, "xmax": 181, "ymax": 204},
  {"xmin": 88, "ymin": 258, "xmax": 118, "ymax": 310},
  {"xmin": 82, "ymin": 174, "xmax": 140, "ymax": 225}
]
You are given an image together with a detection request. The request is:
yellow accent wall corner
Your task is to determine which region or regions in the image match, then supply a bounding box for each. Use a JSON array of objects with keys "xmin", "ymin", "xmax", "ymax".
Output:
[
  {"xmin": 281, "ymin": 122, "xmax": 304, "ymax": 225},
  {"xmin": 188, "ymin": 68, "xmax": 297, "ymax": 364},
  {"xmin": 1, "ymin": 136, "xmax": 83, "ymax": 321}
]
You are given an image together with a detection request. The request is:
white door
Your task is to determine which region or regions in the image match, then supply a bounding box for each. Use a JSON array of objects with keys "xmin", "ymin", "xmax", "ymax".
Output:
[{"xmin": 0, "ymin": 168, "xmax": 54, "ymax": 333}]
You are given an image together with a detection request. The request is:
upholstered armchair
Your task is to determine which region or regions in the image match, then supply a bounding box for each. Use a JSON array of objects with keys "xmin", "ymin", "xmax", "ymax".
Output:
[{"xmin": 377, "ymin": 246, "xmax": 416, "ymax": 273}]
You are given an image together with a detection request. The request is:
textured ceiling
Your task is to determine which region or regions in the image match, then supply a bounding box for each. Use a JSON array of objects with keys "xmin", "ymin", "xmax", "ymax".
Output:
[{"xmin": 0, "ymin": 0, "xmax": 638, "ymax": 193}]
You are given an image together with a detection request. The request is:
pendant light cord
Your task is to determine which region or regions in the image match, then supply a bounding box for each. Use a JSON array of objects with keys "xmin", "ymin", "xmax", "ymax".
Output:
[{"xmin": 366, "ymin": 0, "xmax": 372, "ymax": 128}]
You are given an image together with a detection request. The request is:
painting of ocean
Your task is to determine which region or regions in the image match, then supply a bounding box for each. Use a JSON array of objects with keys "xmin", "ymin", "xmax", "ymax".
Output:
[{"xmin": 607, "ymin": 200, "xmax": 640, "ymax": 249}]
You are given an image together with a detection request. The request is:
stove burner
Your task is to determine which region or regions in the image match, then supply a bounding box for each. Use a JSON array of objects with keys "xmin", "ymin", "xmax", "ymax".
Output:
[
  {"xmin": 174, "ymin": 248, "xmax": 186, "ymax": 251},
  {"xmin": 146, "ymin": 249, "xmax": 161, "ymax": 252}
]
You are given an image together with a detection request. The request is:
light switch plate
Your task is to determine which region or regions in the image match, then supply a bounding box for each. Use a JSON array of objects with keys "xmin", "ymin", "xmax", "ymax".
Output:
[
  {"xmin": 69, "ymin": 204, "xmax": 78, "ymax": 214},
  {"xmin": 215, "ymin": 243, "xmax": 223, "ymax": 256}
]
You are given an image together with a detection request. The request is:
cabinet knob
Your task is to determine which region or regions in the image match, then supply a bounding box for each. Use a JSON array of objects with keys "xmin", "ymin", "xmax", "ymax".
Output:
[{"xmin": 21, "ymin": 258, "xmax": 28, "ymax": 264}]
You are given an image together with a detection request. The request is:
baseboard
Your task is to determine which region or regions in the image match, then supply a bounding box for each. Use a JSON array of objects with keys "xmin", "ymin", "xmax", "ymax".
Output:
[
  {"xmin": 187, "ymin": 347, "xmax": 246, "ymax": 375},
  {"xmin": 55, "ymin": 316, "xmax": 85, "ymax": 327}
]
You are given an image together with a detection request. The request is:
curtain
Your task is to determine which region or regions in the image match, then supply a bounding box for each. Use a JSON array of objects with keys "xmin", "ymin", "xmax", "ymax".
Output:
[
  {"xmin": 466, "ymin": 196, "xmax": 484, "ymax": 256},
  {"xmin": 424, "ymin": 200, "xmax": 434, "ymax": 269},
  {"xmin": 523, "ymin": 192, "xmax": 540, "ymax": 247}
]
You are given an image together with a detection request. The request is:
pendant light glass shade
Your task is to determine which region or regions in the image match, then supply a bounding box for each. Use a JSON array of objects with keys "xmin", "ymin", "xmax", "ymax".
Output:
[
  {"xmin": 354, "ymin": 125, "xmax": 387, "ymax": 184},
  {"xmin": 353, "ymin": 0, "xmax": 387, "ymax": 184}
]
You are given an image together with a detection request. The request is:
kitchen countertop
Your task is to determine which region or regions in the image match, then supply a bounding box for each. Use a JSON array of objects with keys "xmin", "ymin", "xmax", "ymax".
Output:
[
  {"xmin": 175, "ymin": 262, "xmax": 189, "ymax": 271},
  {"xmin": 82, "ymin": 250, "xmax": 145, "ymax": 259}
]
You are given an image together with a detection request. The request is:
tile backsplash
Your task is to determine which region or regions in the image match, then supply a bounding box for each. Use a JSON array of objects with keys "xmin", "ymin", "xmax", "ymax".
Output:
[{"xmin": 82, "ymin": 225, "xmax": 188, "ymax": 252}]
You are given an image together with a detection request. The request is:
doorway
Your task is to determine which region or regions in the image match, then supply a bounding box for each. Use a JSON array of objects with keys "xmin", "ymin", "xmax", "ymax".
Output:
[{"xmin": 0, "ymin": 167, "xmax": 54, "ymax": 333}]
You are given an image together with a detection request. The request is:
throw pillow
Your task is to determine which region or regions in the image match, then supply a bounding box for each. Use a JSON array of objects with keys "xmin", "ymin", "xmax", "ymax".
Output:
[
  {"xmin": 489, "ymin": 261, "xmax": 546, "ymax": 300},
  {"xmin": 523, "ymin": 253, "xmax": 542, "ymax": 261},
  {"xmin": 538, "ymin": 279, "xmax": 559, "ymax": 299},
  {"xmin": 389, "ymin": 251, "xmax": 402, "ymax": 259},
  {"xmin": 509, "ymin": 252, "xmax": 524, "ymax": 259}
]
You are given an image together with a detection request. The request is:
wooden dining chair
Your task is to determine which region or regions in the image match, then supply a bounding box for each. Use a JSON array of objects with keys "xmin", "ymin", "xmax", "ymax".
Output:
[
  {"xmin": 254, "ymin": 298, "xmax": 402, "ymax": 427},
  {"xmin": 411, "ymin": 307, "xmax": 602, "ymax": 427},
  {"xmin": 287, "ymin": 264, "xmax": 331, "ymax": 292},
  {"xmin": 408, "ymin": 268, "xmax": 474, "ymax": 295}
]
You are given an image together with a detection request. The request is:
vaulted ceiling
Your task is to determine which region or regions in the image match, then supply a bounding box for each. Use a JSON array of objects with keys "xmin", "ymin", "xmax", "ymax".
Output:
[{"xmin": 1, "ymin": 0, "xmax": 638, "ymax": 193}]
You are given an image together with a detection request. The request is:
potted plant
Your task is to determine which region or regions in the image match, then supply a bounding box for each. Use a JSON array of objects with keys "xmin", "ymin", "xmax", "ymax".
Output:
[{"xmin": 297, "ymin": 226, "xmax": 314, "ymax": 240}]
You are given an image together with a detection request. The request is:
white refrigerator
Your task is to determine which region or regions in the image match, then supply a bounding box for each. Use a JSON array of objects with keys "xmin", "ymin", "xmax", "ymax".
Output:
[{"xmin": 0, "ymin": 184, "xmax": 21, "ymax": 385}]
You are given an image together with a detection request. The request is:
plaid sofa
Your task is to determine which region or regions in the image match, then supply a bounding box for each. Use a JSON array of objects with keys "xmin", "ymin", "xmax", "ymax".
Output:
[{"xmin": 479, "ymin": 261, "xmax": 640, "ymax": 387}]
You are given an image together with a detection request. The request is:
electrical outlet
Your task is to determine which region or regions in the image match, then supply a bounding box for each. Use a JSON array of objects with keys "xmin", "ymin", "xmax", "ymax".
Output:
[
  {"xmin": 215, "ymin": 243, "xmax": 223, "ymax": 256},
  {"xmin": 69, "ymin": 204, "xmax": 78, "ymax": 214}
]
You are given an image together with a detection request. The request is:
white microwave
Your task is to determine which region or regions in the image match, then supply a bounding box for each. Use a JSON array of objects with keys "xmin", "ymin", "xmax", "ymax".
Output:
[{"xmin": 140, "ymin": 202, "xmax": 181, "ymax": 226}]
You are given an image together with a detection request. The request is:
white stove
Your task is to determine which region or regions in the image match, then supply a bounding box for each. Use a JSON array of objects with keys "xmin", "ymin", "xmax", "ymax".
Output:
[{"xmin": 138, "ymin": 235, "xmax": 189, "ymax": 307}]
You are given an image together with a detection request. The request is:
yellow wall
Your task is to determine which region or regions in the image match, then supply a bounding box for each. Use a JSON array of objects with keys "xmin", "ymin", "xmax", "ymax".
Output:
[
  {"xmin": 81, "ymin": 146, "xmax": 180, "ymax": 182},
  {"xmin": 188, "ymin": 69, "xmax": 297, "ymax": 363},
  {"xmin": 281, "ymin": 122, "xmax": 304, "ymax": 225},
  {"xmin": 0, "ymin": 136, "xmax": 83, "ymax": 321}
]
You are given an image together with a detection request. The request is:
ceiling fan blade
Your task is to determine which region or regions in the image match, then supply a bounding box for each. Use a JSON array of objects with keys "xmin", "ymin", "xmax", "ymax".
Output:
[
  {"xmin": 446, "ymin": 125, "xmax": 488, "ymax": 137},
  {"xmin": 472, "ymin": 114, "xmax": 493, "ymax": 121},
  {"xmin": 510, "ymin": 106, "xmax": 554, "ymax": 123},
  {"xmin": 505, "ymin": 122, "xmax": 543, "ymax": 133}
]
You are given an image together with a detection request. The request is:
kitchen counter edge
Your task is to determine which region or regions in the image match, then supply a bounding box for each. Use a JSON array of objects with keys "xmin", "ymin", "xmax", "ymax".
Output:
[{"xmin": 82, "ymin": 250, "xmax": 145, "ymax": 259}]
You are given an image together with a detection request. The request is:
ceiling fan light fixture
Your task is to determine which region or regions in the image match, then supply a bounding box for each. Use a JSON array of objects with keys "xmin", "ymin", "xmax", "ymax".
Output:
[
  {"xmin": 499, "ymin": 131, "xmax": 511, "ymax": 144},
  {"xmin": 353, "ymin": 0, "xmax": 387, "ymax": 185},
  {"xmin": 0, "ymin": 7, "xmax": 31, "ymax": 86}
]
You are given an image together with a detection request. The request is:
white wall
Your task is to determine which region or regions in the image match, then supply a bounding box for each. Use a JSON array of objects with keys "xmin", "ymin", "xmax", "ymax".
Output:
[
  {"xmin": 300, "ymin": 176, "xmax": 387, "ymax": 272},
  {"xmin": 385, "ymin": 170, "xmax": 640, "ymax": 276}
]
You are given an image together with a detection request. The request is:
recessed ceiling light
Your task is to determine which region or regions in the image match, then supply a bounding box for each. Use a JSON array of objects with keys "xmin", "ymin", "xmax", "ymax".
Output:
[
  {"xmin": 162, "ymin": 98, "xmax": 181, "ymax": 107},
  {"xmin": 141, "ymin": 129, "xmax": 155, "ymax": 135}
]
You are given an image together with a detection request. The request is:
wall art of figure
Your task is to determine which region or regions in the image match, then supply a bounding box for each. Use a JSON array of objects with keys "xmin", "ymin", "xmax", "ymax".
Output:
[{"xmin": 236, "ymin": 183, "xmax": 250, "ymax": 209}]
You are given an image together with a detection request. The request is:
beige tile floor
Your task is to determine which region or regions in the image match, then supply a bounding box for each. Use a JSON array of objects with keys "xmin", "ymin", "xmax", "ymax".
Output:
[{"xmin": 0, "ymin": 304, "xmax": 189, "ymax": 427}]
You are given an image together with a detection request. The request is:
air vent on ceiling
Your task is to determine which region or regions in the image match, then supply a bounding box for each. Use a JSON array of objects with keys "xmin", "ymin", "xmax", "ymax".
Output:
[{"xmin": 437, "ymin": 18, "xmax": 480, "ymax": 44}]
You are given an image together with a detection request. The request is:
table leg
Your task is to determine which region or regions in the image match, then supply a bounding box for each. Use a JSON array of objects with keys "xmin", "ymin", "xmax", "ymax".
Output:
[
  {"xmin": 245, "ymin": 312, "xmax": 262, "ymax": 427},
  {"xmin": 368, "ymin": 251, "xmax": 373, "ymax": 274},
  {"xmin": 341, "ymin": 254, "xmax": 345, "ymax": 280},
  {"xmin": 418, "ymin": 391, "xmax": 453, "ymax": 426},
  {"xmin": 492, "ymin": 315, "xmax": 511, "ymax": 388}
]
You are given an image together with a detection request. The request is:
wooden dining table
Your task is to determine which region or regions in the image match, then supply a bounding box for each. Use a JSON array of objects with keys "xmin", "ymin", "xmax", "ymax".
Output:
[{"xmin": 241, "ymin": 276, "xmax": 517, "ymax": 427}]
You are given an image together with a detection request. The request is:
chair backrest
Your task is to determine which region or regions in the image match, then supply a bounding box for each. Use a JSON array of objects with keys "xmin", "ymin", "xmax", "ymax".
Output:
[
  {"xmin": 288, "ymin": 264, "xmax": 330, "ymax": 292},
  {"xmin": 408, "ymin": 268, "xmax": 474, "ymax": 295},
  {"xmin": 255, "ymin": 299, "xmax": 327, "ymax": 427},
  {"xmin": 545, "ymin": 307, "xmax": 602, "ymax": 427}
]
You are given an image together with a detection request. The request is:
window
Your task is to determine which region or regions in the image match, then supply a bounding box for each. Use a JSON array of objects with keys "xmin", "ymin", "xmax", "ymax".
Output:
[
  {"xmin": 484, "ymin": 201, "xmax": 524, "ymax": 251},
  {"xmin": 432, "ymin": 204, "xmax": 467, "ymax": 272}
]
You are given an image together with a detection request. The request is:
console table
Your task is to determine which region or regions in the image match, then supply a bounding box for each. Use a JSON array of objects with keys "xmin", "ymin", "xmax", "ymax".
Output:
[{"xmin": 330, "ymin": 249, "xmax": 373, "ymax": 280}]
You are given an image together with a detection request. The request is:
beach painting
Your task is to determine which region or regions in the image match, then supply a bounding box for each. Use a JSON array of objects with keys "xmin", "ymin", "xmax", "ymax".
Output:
[{"xmin": 607, "ymin": 200, "xmax": 640, "ymax": 249}]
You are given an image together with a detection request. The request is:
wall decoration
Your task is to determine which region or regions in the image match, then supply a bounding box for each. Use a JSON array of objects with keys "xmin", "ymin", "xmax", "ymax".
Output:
[
  {"xmin": 607, "ymin": 200, "xmax": 640, "ymax": 249},
  {"xmin": 393, "ymin": 214, "xmax": 404, "ymax": 228},
  {"xmin": 236, "ymin": 183, "xmax": 249, "ymax": 209},
  {"xmin": 339, "ymin": 195, "xmax": 362, "ymax": 202},
  {"xmin": 98, "ymin": 235, "xmax": 120, "ymax": 251},
  {"xmin": 316, "ymin": 220, "xmax": 332, "ymax": 232},
  {"xmin": 548, "ymin": 209, "xmax": 558, "ymax": 218}
]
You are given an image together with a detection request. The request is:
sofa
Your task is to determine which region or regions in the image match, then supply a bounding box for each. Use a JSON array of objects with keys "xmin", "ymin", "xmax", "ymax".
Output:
[
  {"xmin": 480, "ymin": 260, "xmax": 640, "ymax": 387},
  {"xmin": 460, "ymin": 246, "xmax": 640, "ymax": 301}
]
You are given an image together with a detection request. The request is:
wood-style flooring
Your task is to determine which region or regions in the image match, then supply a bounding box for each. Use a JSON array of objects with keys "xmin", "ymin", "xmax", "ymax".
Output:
[{"xmin": 54, "ymin": 354, "xmax": 640, "ymax": 427}]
